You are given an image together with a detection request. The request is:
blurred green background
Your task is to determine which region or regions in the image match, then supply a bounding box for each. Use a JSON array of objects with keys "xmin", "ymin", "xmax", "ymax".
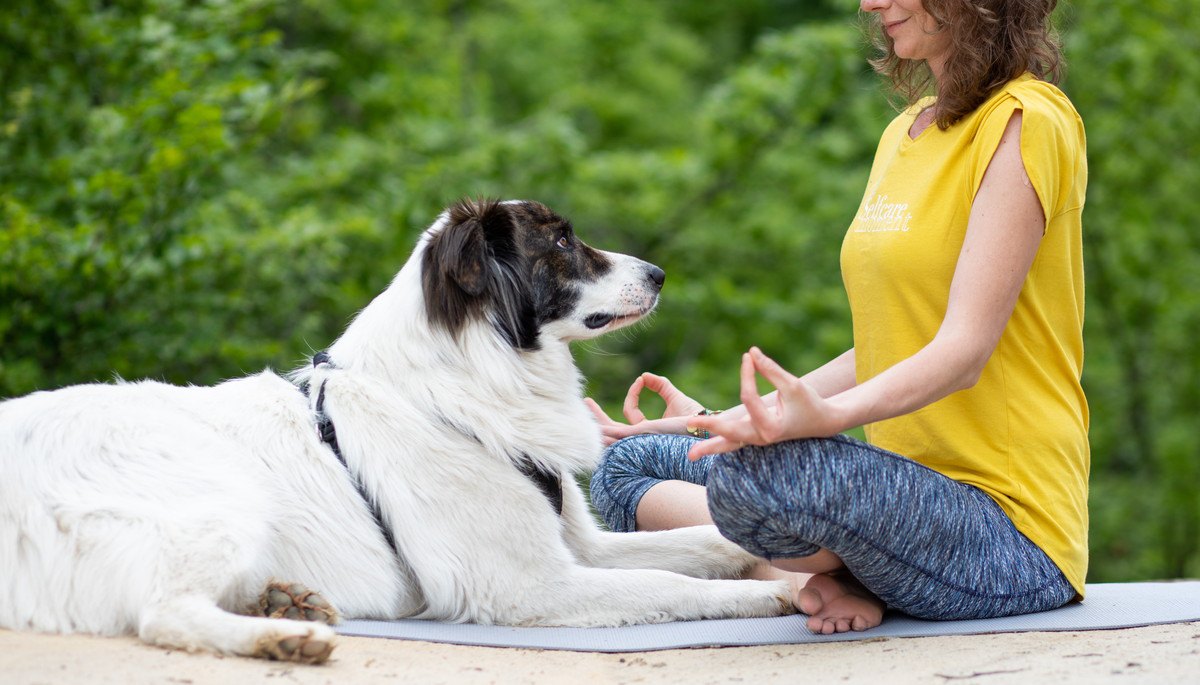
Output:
[{"xmin": 2, "ymin": 0, "xmax": 1197, "ymax": 582}]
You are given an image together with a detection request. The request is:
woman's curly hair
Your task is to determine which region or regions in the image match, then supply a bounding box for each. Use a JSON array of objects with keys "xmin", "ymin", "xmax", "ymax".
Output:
[{"xmin": 864, "ymin": 0, "xmax": 1063, "ymax": 129}]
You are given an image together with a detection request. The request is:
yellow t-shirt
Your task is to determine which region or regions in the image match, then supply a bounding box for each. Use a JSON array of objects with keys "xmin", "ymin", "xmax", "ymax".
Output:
[{"xmin": 840, "ymin": 74, "xmax": 1090, "ymax": 595}]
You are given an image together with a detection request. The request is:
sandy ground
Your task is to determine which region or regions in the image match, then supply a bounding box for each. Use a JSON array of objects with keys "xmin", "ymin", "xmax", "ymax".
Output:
[{"xmin": 3, "ymin": 621, "xmax": 1198, "ymax": 685}]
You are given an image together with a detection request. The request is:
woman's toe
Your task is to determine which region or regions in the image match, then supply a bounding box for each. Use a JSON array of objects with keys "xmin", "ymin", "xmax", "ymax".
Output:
[{"xmin": 796, "ymin": 587, "xmax": 824, "ymax": 615}]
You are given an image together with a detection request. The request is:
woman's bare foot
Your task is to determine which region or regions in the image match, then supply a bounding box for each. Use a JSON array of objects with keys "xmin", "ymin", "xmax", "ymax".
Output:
[{"xmin": 795, "ymin": 571, "xmax": 884, "ymax": 634}]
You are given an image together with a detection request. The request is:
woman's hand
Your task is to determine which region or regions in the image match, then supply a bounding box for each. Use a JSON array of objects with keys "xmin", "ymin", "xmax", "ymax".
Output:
[
  {"xmin": 686, "ymin": 347, "xmax": 842, "ymax": 461},
  {"xmin": 585, "ymin": 372, "xmax": 706, "ymax": 446}
]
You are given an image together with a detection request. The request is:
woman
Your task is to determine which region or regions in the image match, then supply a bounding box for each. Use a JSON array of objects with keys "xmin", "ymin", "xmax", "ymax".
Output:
[{"xmin": 587, "ymin": 0, "xmax": 1088, "ymax": 634}]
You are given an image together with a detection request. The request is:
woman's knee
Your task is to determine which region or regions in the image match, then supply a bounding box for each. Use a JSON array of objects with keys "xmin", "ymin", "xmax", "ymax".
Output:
[
  {"xmin": 595, "ymin": 434, "xmax": 662, "ymax": 478},
  {"xmin": 590, "ymin": 434, "xmax": 702, "ymax": 533},
  {"xmin": 706, "ymin": 453, "xmax": 771, "ymax": 551},
  {"xmin": 594, "ymin": 434, "xmax": 710, "ymax": 485},
  {"xmin": 706, "ymin": 446, "xmax": 824, "ymax": 559},
  {"xmin": 706, "ymin": 438, "xmax": 847, "ymax": 515}
]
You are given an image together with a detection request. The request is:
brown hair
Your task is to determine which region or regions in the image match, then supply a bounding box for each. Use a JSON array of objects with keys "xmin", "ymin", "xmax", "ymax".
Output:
[{"xmin": 863, "ymin": 0, "xmax": 1063, "ymax": 129}]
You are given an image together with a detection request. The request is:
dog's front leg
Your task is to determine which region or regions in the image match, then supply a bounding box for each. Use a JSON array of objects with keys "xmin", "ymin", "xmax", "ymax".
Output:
[
  {"xmin": 419, "ymin": 477, "xmax": 791, "ymax": 627},
  {"xmin": 538, "ymin": 564, "xmax": 796, "ymax": 627},
  {"xmin": 560, "ymin": 480, "xmax": 761, "ymax": 579}
]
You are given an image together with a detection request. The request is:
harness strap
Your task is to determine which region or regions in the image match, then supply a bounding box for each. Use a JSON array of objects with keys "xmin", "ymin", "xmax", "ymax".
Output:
[
  {"xmin": 435, "ymin": 414, "xmax": 565, "ymax": 517},
  {"xmin": 305, "ymin": 351, "xmax": 565, "ymax": 547},
  {"xmin": 305, "ymin": 352, "xmax": 399, "ymax": 555},
  {"xmin": 516, "ymin": 456, "xmax": 564, "ymax": 516}
]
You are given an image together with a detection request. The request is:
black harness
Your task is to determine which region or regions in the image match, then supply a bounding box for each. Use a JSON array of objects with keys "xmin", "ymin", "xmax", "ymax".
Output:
[
  {"xmin": 516, "ymin": 456, "xmax": 564, "ymax": 516},
  {"xmin": 303, "ymin": 352, "xmax": 564, "ymax": 552},
  {"xmin": 304, "ymin": 351, "xmax": 399, "ymax": 554}
]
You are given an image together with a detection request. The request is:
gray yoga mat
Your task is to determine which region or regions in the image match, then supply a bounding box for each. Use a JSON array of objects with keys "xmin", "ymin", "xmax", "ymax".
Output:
[{"xmin": 336, "ymin": 581, "xmax": 1200, "ymax": 652}]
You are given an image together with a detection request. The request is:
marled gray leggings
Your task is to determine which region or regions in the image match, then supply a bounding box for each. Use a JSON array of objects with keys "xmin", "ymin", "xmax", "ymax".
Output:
[{"xmin": 590, "ymin": 433, "xmax": 1076, "ymax": 620}]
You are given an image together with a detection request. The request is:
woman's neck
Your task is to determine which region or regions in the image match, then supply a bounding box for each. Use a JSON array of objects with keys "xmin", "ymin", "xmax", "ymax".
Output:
[{"xmin": 927, "ymin": 48, "xmax": 947, "ymax": 84}]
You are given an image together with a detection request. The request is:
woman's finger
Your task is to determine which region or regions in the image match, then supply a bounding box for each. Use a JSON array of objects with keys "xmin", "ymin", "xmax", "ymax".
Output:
[
  {"xmin": 689, "ymin": 412, "xmax": 761, "ymax": 446},
  {"xmin": 622, "ymin": 376, "xmax": 648, "ymax": 424},
  {"xmin": 686, "ymin": 431, "xmax": 758, "ymax": 463},
  {"xmin": 749, "ymin": 346, "xmax": 798, "ymax": 388},
  {"xmin": 686, "ymin": 435, "xmax": 747, "ymax": 461},
  {"xmin": 739, "ymin": 352, "xmax": 780, "ymax": 437},
  {"xmin": 583, "ymin": 397, "xmax": 617, "ymax": 426},
  {"xmin": 637, "ymin": 416, "xmax": 689, "ymax": 435},
  {"xmin": 642, "ymin": 372, "xmax": 705, "ymax": 417},
  {"xmin": 599, "ymin": 423, "xmax": 637, "ymax": 443},
  {"xmin": 642, "ymin": 372, "xmax": 681, "ymax": 399},
  {"xmin": 640, "ymin": 372, "xmax": 668, "ymax": 392},
  {"xmin": 751, "ymin": 347, "xmax": 834, "ymax": 439}
]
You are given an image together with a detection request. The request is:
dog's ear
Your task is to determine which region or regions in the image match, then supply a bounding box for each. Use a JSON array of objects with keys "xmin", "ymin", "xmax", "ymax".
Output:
[
  {"xmin": 422, "ymin": 199, "xmax": 537, "ymax": 347},
  {"xmin": 430, "ymin": 199, "xmax": 502, "ymax": 296}
]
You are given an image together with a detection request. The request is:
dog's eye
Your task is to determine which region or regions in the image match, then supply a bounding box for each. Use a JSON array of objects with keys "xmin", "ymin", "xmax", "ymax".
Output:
[{"xmin": 556, "ymin": 235, "xmax": 570, "ymax": 250}]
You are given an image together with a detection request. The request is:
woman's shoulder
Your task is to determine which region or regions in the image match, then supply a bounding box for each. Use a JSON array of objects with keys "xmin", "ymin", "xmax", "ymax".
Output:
[
  {"xmin": 983, "ymin": 74, "xmax": 1088, "ymax": 217},
  {"xmin": 979, "ymin": 74, "xmax": 1083, "ymax": 130},
  {"xmin": 961, "ymin": 74, "xmax": 1085, "ymax": 157},
  {"xmin": 1002, "ymin": 74, "xmax": 1081, "ymax": 120}
]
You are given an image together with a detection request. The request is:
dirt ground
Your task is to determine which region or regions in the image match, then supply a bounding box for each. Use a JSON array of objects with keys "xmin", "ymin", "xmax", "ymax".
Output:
[{"xmin": 3, "ymin": 621, "xmax": 1198, "ymax": 685}]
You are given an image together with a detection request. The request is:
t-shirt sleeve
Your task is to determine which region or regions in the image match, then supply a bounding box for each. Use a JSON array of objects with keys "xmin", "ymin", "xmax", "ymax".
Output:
[
  {"xmin": 968, "ymin": 82, "xmax": 1087, "ymax": 227},
  {"xmin": 1015, "ymin": 84, "xmax": 1087, "ymax": 223}
]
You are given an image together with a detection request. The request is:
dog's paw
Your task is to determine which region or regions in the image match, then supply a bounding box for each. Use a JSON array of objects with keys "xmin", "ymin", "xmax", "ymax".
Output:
[
  {"xmin": 259, "ymin": 581, "xmax": 340, "ymax": 625},
  {"xmin": 711, "ymin": 579, "xmax": 798, "ymax": 619},
  {"xmin": 253, "ymin": 623, "xmax": 336, "ymax": 664},
  {"xmin": 772, "ymin": 580, "xmax": 800, "ymax": 616}
]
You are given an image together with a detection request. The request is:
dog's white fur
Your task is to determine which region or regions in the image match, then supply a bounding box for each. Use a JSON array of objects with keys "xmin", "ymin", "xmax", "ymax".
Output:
[{"xmin": 0, "ymin": 202, "xmax": 791, "ymax": 660}]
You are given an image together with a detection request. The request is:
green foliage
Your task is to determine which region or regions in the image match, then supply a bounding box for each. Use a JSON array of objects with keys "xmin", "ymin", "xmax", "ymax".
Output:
[
  {"xmin": 1062, "ymin": 0, "xmax": 1200, "ymax": 580},
  {"xmin": 572, "ymin": 24, "xmax": 883, "ymax": 414},
  {"xmin": 0, "ymin": 0, "xmax": 348, "ymax": 388},
  {"xmin": 1, "ymin": 0, "xmax": 1195, "ymax": 581}
]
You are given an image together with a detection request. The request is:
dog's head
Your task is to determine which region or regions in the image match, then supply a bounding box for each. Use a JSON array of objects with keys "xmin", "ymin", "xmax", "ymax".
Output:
[{"xmin": 421, "ymin": 199, "xmax": 664, "ymax": 349}]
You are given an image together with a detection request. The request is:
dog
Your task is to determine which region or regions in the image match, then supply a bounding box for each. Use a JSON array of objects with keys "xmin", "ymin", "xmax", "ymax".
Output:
[{"xmin": 0, "ymin": 199, "xmax": 793, "ymax": 663}]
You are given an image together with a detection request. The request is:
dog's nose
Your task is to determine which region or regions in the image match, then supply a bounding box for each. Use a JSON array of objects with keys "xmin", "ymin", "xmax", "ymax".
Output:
[{"xmin": 646, "ymin": 265, "xmax": 666, "ymax": 290}]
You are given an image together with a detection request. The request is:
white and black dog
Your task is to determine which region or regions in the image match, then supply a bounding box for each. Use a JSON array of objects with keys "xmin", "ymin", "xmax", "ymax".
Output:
[{"xmin": 0, "ymin": 199, "xmax": 792, "ymax": 663}]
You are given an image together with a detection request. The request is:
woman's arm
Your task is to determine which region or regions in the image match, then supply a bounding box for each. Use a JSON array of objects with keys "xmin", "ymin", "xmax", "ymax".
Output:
[
  {"xmin": 801, "ymin": 347, "xmax": 858, "ymax": 399},
  {"xmin": 689, "ymin": 111, "xmax": 1045, "ymax": 458}
]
